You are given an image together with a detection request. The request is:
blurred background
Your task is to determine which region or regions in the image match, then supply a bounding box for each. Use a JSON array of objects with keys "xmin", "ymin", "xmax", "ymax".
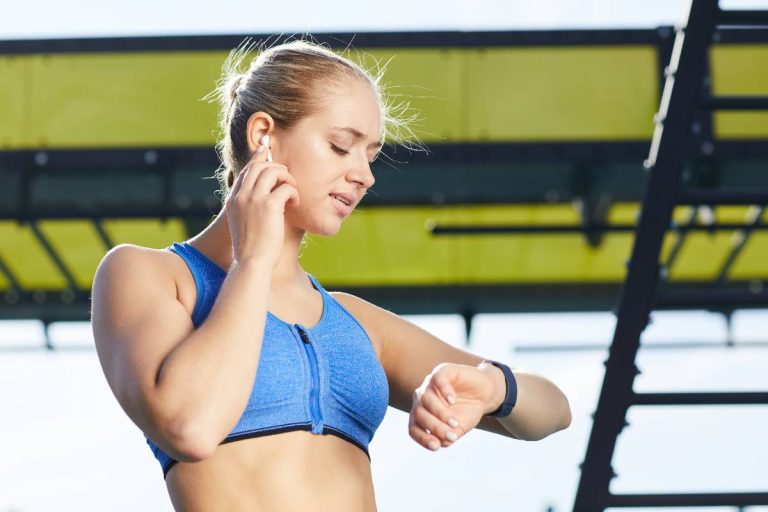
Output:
[{"xmin": 1, "ymin": 0, "xmax": 767, "ymax": 510}]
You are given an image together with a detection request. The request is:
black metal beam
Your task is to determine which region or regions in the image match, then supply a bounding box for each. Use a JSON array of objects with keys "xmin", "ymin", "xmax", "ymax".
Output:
[
  {"xmin": 429, "ymin": 222, "xmax": 768, "ymax": 235},
  {"xmin": 514, "ymin": 340, "xmax": 768, "ymax": 353},
  {"xmin": 0, "ymin": 28, "xmax": 669, "ymax": 55},
  {"xmin": 27, "ymin": 221, "xmax": 82, "ymax": 292},
  {"xmin": 608, "ymin": 492, "xmax": 768, "ymax": 507},
  {"xmin": 92, "ymin": 219, "xmax": 115, "ymax": 252},
  {"xmin": 662, "ymin": 208, "xmax": 698, "ymax": 272},
  {"xmin": 633, "ymin": 391, "xmax": 768, "ymax": 406},
  {"xmin": 716, "ymin": 206, "xmax": 764, "ymax": 280},
  {"xmin": 0, "ymin": 254, "xmax": 23, "ymax": 293},
  {"xmin": 717, "ymin": 8, "xmax": 768, "ymax": 26},
  {"xmin": 573, "ymin": 2, "xmax": 720, "ymax": 510},
  {"xmin": 656, "ymin": 286, "xmax": 768, "ymax": 308},
  {"xmin": 702, "ymin": 96, "xmax": 768, "ymax": 110},
  {"xmin": 678, "ymin": 188, "xmax": 768, "ymax": 205}
]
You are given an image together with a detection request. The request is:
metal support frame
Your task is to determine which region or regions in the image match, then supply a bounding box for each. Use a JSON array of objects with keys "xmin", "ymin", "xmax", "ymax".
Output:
[{"xmin": 573, "ymin": 2, "xmax": 768, "ymax": 510}]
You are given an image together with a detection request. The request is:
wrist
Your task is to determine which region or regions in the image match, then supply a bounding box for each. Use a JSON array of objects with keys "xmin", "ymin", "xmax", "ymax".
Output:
[
  {"xmin": 478, "ymin": 361, "xmax": 507, "ymax": 415},
  {"xmin": 230, "ymin": 256, "xmax": 273, "ymax": 274}
]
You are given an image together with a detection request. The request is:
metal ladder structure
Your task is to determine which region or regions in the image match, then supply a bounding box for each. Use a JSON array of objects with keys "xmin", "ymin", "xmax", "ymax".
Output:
[{"xmin": 573, "ymin": 1, "xmax": 768, "ymax": 510}]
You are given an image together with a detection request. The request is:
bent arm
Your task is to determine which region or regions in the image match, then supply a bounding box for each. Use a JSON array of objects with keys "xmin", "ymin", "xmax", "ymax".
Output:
[
  {"xmin": 91, "ymin": 245, "xmax": 273, "ymax": 462},
  {"xmin": 330, "ymin": 292, "xmax": 571, "ymax": 442},
  {"xmin": 477, "ymin": 362, "xmax": 572, "ymax": 441}
]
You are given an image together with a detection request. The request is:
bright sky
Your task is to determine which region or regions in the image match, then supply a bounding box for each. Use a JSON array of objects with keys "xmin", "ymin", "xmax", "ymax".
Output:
[{"xmin": 1, "ymin": 1, "xmax": 767, "ymax": 511}]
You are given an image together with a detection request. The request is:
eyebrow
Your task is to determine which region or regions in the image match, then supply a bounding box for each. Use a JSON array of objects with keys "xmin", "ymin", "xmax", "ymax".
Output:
[{"xmin": 332, "ymin": 126, "xmax": 383, "ymax": 149}]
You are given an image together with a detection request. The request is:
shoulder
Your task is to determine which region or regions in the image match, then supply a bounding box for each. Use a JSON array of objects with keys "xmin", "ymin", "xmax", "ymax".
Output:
[
  {"xmin": 95, "ymin": 243, "xmax": 177, "ymax": 282},
  {"xmin": 94, "ymin": 244, "xmax": 194, "ymax": 313},
  {"xmin": 328, "ymin": 291, "xmax": 394, "ymax": 328}
]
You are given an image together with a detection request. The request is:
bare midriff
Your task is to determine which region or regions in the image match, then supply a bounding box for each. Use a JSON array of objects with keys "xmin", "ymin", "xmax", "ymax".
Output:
[{"xmin": 165, "ymin": 430, "xmax": 378, "ymax": 512}]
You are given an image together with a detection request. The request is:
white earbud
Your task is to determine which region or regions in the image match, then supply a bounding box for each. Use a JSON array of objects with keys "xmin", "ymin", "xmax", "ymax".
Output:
[{"xmin": 260, "ymin": 135, "xmax": 273, "ymax": 162}]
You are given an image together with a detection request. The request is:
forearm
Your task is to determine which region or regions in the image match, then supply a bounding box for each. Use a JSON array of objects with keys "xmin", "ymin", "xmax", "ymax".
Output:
[
  {"xmin": 478, "ymin": 362, "xmax": 572, "ymax": 440},
  {"xmin": 153, "ymin": 257, "xmax": 273, "ymax": 450}
]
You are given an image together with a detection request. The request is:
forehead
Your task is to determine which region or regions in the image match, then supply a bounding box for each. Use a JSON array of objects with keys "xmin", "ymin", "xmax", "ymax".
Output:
[{"xmin": 309, "ymin": 79, "xmax": 383, "ymax": 138}]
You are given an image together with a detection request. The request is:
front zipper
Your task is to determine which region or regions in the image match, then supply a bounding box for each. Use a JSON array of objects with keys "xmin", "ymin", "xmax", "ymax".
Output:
[{"xmin": 296, "ymin": 325, "xmax": 324, "ymax": 433}]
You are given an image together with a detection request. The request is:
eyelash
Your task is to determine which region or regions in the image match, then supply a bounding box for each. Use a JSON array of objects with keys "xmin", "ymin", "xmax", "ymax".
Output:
[
  {"xmin": 330, "ymin": 143, "xmax": 350, "ymax": 156},
  {"xmin": 331, "ymin": 142, "xmax": 378, "ymax": 164}
]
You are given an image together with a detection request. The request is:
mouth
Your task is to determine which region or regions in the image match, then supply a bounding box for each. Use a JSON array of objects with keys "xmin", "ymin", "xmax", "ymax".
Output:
[{"xmin": 329, "ymin": 194, "xmax": 353, "ymax": 216}]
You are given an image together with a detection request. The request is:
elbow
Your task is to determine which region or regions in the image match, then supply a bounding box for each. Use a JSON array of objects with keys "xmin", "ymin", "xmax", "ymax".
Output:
[
  {"xmin": 527, "ymin": 389, "xmax": 572, "ymax": 441},
  {"xmin": 559, "ymin": 395, "xmax": 573, "ymax": 431},
  {"xmin": 550, "ymin": 388, "xmax": 572, "ymax": 434},
  {"xmin": 157, "ymin": 410, "xmax": 218, "ymax": 463}
]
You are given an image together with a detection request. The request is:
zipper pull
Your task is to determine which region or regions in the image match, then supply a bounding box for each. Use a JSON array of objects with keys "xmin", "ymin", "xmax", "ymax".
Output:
[{"xmin": 297, "ymin": 326, "xmax": 310, "ymax": 343}]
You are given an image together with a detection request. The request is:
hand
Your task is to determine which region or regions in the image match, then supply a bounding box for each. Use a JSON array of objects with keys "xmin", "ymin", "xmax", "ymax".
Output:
[
  {"xmin": 408, "ymin": 362, "xmax": 499, "ymax": 451},
  {"xmin": 224, "ymin": 136, "xmax": 300, "ymax": 269}
]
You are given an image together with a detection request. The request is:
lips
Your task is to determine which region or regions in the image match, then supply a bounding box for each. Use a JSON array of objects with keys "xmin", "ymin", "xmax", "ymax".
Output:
[
  {"xmin": 330, "ymin": 191, "xmax": 355, "ymax": 206},
  {"xmin": 329, "ymin": 194, "xmax": 353, "ymax": 216}
]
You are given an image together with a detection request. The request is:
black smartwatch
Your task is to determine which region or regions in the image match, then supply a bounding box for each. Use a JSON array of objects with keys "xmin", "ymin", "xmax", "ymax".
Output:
[{"xmin": 482, "ymin": 360, "xmax": 518, "ymax": 418}]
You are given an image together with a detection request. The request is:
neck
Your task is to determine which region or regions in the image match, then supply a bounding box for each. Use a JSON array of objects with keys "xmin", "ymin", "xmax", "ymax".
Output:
[{"xmin": 188, "ymin": 205, "xmax": 309, "ymax": 287}]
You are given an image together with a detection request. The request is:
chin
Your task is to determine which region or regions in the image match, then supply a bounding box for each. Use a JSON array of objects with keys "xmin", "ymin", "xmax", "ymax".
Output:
[
  {"xmin": 311, "ymin": 221, "xmax": 344, "ymax": 237},
  {"xmin": 294, "ymin": 214, "xmax": 343, "ymax": 237}
]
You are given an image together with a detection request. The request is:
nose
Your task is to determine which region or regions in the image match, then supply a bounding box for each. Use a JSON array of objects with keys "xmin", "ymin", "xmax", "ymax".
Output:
[{"xmin": 349, "ymin": 159, "xmax": 375, "ymax": 190}]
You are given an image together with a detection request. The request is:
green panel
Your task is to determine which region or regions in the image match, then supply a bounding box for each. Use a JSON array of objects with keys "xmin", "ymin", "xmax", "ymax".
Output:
[
  {"xmin": 301, "ymin": 206, "xmax": 458, "ymax": 286},
  {"xmin": 468, "ymin": 46, "xmax": 658, "ymax": 140},
  {"xmin": 454, "ymin": 204, "xmax": 583, "ymax": 283},
  {"xmin": 8, "ymin": 43, "xmax": 768, "ymax": 148},
  {"xmin": 0, "ymin": 273, "xmax": 8, "ymax": 290},
  {"xmin": 7, "ymin": 45, "xmax": 663, "ymax": 149},
  {"xmin": 669, "ymin": 232, "xmax": 734, "ymax": 280},
  {"xmin": 356, "ymin": 49, "xmax": 464, "ymax": 142},
  {"xmin": 304, "ymin": 203, "xmax": 645, "ymax": 285},
  {"xmin": 0, "ymin": 221, "xmax": 67, "ymax": 289},
  {"xmin": 670, "ymin": 206, "xmax": 752, "ymax": 280},
  {"xmin": 38, "ymin": 220, "xmax": 107, "ymax": 289},
  {"xmin": 728, "ymin": 209, "xmax": 768, "ymax": 279},
  {"xmin": 25, "ymin": 51, "xmax": 226, "ymax": 148},
  {"xmin": 102, "ymin": 219, "xmax": 188, "ymax": 249},
  {"xmin": 0, "ymin": 56, "xmax": 27, "ymax": 148},
  {"xmin": 711, "ymin": 44, "xmax": 768, "ymax": 139}
]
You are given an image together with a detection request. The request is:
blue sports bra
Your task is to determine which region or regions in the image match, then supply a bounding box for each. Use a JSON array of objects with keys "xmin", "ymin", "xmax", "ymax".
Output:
[{"xmin": 145, "ymin": 241, "xmax": 389, "ymax": 478}]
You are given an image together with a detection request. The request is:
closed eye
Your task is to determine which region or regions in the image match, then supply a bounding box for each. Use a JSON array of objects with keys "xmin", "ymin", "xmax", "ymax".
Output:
[
  {"xmin": 331, "ymin": 142, "xmax": 378, "ymax": 164},
  {"xmin": 330, "ymin": 143, "xmax": 349, "ymax": 156}
]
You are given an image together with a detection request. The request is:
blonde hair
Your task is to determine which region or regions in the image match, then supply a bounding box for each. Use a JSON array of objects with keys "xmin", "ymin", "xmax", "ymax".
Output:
[{"xmin": 205, "ymin": 36, "xmax": 421, "ymax": 203}]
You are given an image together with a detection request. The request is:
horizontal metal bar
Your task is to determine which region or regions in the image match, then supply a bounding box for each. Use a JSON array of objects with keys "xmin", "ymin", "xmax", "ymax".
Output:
[
  {"xmin": 513, "ymin": 340, "xmax": 768, "ymax": 353},
  {"xmin": 701, "ymin": 96, "xmax": 768, "ymax": 110},
  {"xmin": 717, "ymin": 9, "xmax": 768, "ymax": 26},
  {"xmin": 609, "ymin": 491, "xmax": 768, "ymax": 507},
  {"xmin": 430, "ymin": 223, "xmax": 768, "ymax": 235},
  {"xmin": 633, "ymin": 391, "xmax": 768, "ymax": 406},
  {"xmin": 678, "ymin": 188, "xmax": 768, "ymax": 205},
  {"xmin": 0, "ymin": 207, "xmax": 218, "ymax": 221},
  {"xmin": 655, "ymin": 287, "xmax": 768, "ymax": 308},
  {"xmin": 0, "ymin": 28, "xmax": 666, "ymax": 56}
]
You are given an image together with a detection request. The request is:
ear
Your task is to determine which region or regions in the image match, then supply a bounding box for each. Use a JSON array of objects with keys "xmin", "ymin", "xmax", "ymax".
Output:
[{"xmin": 246, "ymin": 112, "xmax": 275, "ymax": 154}]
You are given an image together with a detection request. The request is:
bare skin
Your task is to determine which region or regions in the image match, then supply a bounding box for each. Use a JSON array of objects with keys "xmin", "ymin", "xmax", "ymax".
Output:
[
  {"xmin": 159, "ymin": 216, "xmax": 380, "ymax": 511},
  {"xmin": 92, "ymin": 76, "xmax": 571, "ymax": 511},
  {"xmin": 93, "ymin": 78, "xmax": 386, "ymax": 511}
]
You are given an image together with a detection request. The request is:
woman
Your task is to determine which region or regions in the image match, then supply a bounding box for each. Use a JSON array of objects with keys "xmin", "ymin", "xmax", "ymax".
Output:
[{"xmin": 91, "ymin": 39, "xmax": 571, "ymax": 511}]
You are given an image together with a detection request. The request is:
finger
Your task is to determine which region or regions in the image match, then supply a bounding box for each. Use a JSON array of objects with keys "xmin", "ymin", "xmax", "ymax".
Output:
[
  {"xmin": 227, "ymin": 164, "xmax": 248, "ymax": 204},
  {"xmin": 252, "ymin": 166, "xmax": 296, "ymax": 199},
  {"xmin": 422, "ymin": 388, "xmax": 464, "ymax": 434},
  {"xmin": 237, "ymin": 143, "xmax": 274, "ymax": 197},
  {"xmin": 413, "ymin": 397, "xmax": 461, "ymax": 447},
  {"xmin": 431, "ymin": 369, "xmax": 458, "ymax": 406},
  {"xmin": 266, "ymin": 183, "xmax": 300, "ymax": 209},
  {"xmin": 408, "ymin": 412, "xmax": 443, "ymax": 452}
]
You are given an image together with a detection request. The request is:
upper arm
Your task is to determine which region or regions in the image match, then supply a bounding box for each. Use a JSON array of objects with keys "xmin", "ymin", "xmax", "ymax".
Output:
[
  {"xmin": 90, "ymin": 244, "xmax": 197, "ymax": 457},
  {"xmin": 330, "ymin": 291, "xmax": 514, "ymax": 438}
]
